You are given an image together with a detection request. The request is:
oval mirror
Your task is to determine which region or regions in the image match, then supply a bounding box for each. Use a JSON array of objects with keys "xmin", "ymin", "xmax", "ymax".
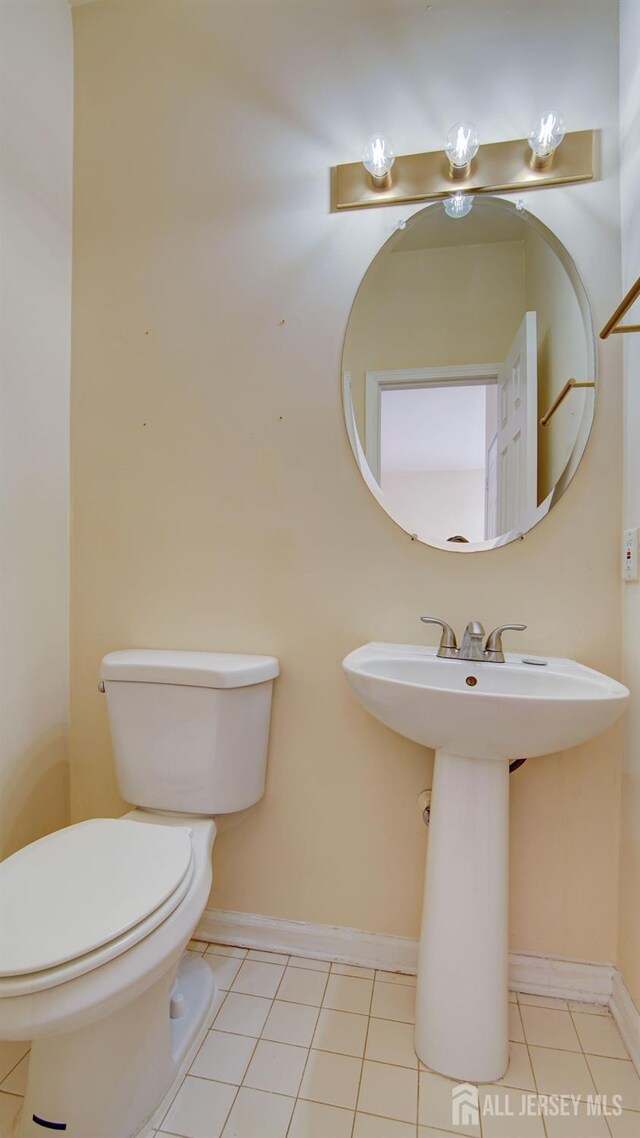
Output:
[{"xmin": 342, "ymin": 197, "xmax": 596, "ymax": 551}]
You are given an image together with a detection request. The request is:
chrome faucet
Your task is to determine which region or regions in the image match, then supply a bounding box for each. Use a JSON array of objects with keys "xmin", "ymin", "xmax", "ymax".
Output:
[
  {"xmin": 459, "ymin": 620, "xmax": 486, "ymax": 661},
  {"xmin": 420, "ymin": 617, "xmax": 526, "ymax": 663}
]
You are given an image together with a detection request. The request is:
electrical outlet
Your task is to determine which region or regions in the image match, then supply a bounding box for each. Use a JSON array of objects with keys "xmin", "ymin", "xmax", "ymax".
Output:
[{"xmin": 623, "ymin": 528, "xmax": 639, "ymax": 582}]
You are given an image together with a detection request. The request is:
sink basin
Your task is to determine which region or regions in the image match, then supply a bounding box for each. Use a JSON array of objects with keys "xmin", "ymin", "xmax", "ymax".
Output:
[
  {"xmin": 343, "ymin": 642, "xmax": 629, "ymax": 761},
  {"xmin": 342, "ymin": 640, "xmax": 629, "ymax": 1085}
]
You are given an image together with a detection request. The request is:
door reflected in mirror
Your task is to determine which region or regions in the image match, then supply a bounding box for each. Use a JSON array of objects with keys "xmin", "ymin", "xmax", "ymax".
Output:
[{"xmin": 342, "ymin": 197, "xmax": 596, "ymax": 552}]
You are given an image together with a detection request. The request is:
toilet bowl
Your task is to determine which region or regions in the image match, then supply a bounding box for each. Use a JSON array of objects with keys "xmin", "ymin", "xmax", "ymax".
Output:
[{"xmin": 0, "ymin": 650, "xmax": 279, "ymax": 1138}]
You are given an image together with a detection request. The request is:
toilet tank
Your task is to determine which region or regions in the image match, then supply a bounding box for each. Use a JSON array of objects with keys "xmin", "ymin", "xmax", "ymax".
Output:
[{"xmin": 100, "ymin": 650, "xmax": 279, "ymax": 814}]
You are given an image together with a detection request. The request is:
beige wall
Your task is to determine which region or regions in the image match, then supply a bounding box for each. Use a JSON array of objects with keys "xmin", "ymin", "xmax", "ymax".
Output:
[
  {"xmin": 71, "ymin": 0, "xmax": 623, "ymax": 960},
  {"xmin": 345, "ymin": 241, "xmax": 525, "ymax": 441},
  {"xmin": 0, "ymin": 0, "xmax": 73, "ymax": 859},
  {"xmin": 618, "ymin": 0, "xmax": 640, "ymax": 1007}
]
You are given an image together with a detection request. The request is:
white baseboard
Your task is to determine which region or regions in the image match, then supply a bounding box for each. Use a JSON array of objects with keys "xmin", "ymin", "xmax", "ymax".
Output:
[
  {"xmin": 508, "ymin": 952, "xmax": 615, "ymax": 1004},
  {"xmin": 197, "ymin": 908, "xmax": 640, "ymax": 1072},
  {"xmin": 196, "ymin": 908, "xmax": 614, "ymax": 1000},
  {"xmin": 610, "ymin": 970, "xmax": 640, "ymax": 1073},
  {"xmin": 197, "ymin": 908, "xmax": 418, "ymax": 973}
]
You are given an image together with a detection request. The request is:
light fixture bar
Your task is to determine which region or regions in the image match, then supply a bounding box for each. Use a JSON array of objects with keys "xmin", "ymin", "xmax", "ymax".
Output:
[
  {"xmin": 600, "ymin": 275, "xmax": 640, "ymax": 339},
  {"xmin": 332, "ymin": 129, "xmax": 594, "ymax": 212},
  {"xmin": 540, "ymin": 378, "xmax": 595, "ymax": 427}
]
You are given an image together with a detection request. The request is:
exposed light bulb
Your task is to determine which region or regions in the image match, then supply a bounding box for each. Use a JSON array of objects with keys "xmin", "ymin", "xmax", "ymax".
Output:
[
  {"xmin": 528, "ymin": 110, "xmax": 565, "ymax": 168},
  {"xmin": 444, "ymin": 192, "xmax": 473, "ymax": 219},
  {"xmin": 362, "ymin": 134, "xmax": 395, "ymax": 183},
  {"xmin": 445, "ymin": 121, "xmax": 479, "ymax": 176}
]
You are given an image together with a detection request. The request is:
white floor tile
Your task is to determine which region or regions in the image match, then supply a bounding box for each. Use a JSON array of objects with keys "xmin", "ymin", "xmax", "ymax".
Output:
[
  {"xmin": 230, "ymin": 960, "xmax": 284, "ymax": 999},
  {"xmin": 529, "ymin": 1046, "xmax": 596, "ymax": 1096},
  {"xmin": 149, "ymin": 1071, "xmax": 189, "ymax": 1130},
  {"xmin": 357, "ymin": 1060, "xmax": 418, "ymax": 1124},
  {"xmin": 312, "ymin": 1009, "xmax": 369, "ymax": 1058},
  {"xmin": 480, "ymin": 1091, "xmax": 546, "ymax": 1138},
  {"xmin": 418, "ymin": 1071, "xmax": 480, "ymax": 1137},
  {"xmin": 207, "ymin": 988, "xmax": 228, "ymax": 1028},
  {"xmin": 160, "ymin": 1076, "xmax": 237, "ymax": 1138},
  {"xmin": 567, "ymin": 1001, "xmax": 609, "ymax": 1016},
  {"xmin": 356, "ymin": 1114, "xmax": 416, "ymax": 1138},
  {"xmin": 520, "ymin": 1005, "xmax": 581, "ymax": 1051},
  {"xmin": 288, "ymin": 957, "xmax": 331, "ymax": 972},
  {"xmin": 288, "ymin": 1098, "xmax": 354, "ymax": 1138},
  {"xmin": 572, "ymin": 1012, "xmax": 629, "ymax": 1059},
  {"xmin": 508, "ymin": 1002, "xmax": 525, "ymax": 1043},
  {"xmin": 261, "ymin": 1000, "xmax": 319, "ymax": 1047},
  {"xmin": 299, "ymin": 1049, "xmax": 362, "ymax": 1110},
  {"xmin": 494, "ymin": 1042, "xmax": 536, "ymax": 1091},
  {"xmin": 246, "ymin": 950, "xmax": 290, "ymax": 966},
  {"xmin": 586, "ymin": 1055, "xmax": 640, "ymax": 1111},
  {"xmin": 243, "ymin": 1039, "xmax": 307, "ymax": 1097},
  {"xmin": 219, "ymin": 1087, "xmax": 294, "ymax": 1138},
  {"xmin": 0, "ymin": 1042, "xmax": 29, "ymax": 1084},
  {"xmin": 331, "ymin": 963, "xmax": 375, "ymax": 979},
  {"xmin": 188, "ymin": 940, "xmax": 208, "ymax": 954},
  {"xmin": 205, "ymin": 945, "xmax": 248, "ymax": 960},
  {"xmin": 518, "ymin": 993, "xmax": 569, "ymax": 1011},
  {"xmin": 213, "ymin": 993, "xmax": 272, "ymax": 1037},
  {"xmin": 203, "ymin": 954, "xmax": 243, "ymax": 991},
  {"xmin": 0, "ymin": 1093, "xmax": 21, "ymax": 1138},
  {"xmin": 375, "ymin": 971, "xmax": 416, "ymax": 987},
  {"xmin": 0, "ymin": 1053, "xmax": 28, "ymax": 1096},
  {"xmin": 543, "ymin": 1100, "xmax": 611, "ymax": 1137},
  {"xmin": 370, "ymin": 982, "xmax": 415, "ymax": 1024},
  {"xmin": 365, "ymin": 1018, "xmax": 418, "ymax": 1069},
  {"xmin": 607, "ymin": 1108, "xmax": 640, "ymax": 1137},
  {"xmin": 189, "ymin": 1032, "xmax": 255, "ymax": 1084},
  {"xmin": 419, "ymin": 1128, "xmax": 463, "ymax": 1138},
  {"xmin": 276, "ymin": 967, "xmax": 328, "ymax": 1007},
  {"xmin": 323, "ymin": 975, "xmax": 373, "ymax": 1016}
]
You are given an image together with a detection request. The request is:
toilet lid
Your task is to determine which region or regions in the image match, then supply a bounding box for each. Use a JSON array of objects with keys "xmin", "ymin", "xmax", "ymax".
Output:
[{"xmin": 0, "ymin": 819, "xmax": 193, "ymax": 976}]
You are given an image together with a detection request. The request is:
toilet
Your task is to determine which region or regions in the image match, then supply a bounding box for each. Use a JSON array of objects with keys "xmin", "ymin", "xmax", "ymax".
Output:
[{"xmin": 0, "ymin": 648, "xmax": 279, "ymax": 1138}]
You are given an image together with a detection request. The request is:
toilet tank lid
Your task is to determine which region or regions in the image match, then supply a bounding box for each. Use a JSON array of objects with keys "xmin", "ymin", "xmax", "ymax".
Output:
[{"xmin": 101, "ymin": 649, "xmax": 279, "ymax": 688}]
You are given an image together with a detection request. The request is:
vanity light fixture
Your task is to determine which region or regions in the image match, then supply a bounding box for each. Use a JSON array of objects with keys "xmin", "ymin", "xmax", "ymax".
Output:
[
  {"xmin": 362, "ymin": 133, "xmax": 396, "ymax": 187},
  {"xmin": 333, "ymin": 120, "xmax": 593, "ymax": 212},
  {"xmin": 444, "ymin": 121, "xmax": 479, "ymax": 178},
  {"xmin": 528, "ymin": 110, "xmax": 565, "ymax": 169},
  {"xmin": 443, "ymin": 191, "xmax": 473, "ymax": 218}
]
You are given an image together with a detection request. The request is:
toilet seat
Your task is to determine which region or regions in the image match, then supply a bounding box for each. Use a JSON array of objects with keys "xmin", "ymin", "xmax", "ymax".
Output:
[{"xmin": 0, "ymin": 818, "xmax": 195, "ymax": 996}]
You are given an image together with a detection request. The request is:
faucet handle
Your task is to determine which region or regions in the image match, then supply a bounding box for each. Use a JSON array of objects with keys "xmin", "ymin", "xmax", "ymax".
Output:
[
  {"xmin": 420, "ymin": 617, "xmax": 458, "ymax": 659},
  {"xmin": 485, "ymin": 623, "xmax": 527, "ymax": 662}
]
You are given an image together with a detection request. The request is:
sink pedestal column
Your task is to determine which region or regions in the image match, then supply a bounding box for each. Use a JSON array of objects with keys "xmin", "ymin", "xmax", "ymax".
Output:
[{"xmin": 415, "ymin": 750, "xmax": 509, "ymax": 1083}]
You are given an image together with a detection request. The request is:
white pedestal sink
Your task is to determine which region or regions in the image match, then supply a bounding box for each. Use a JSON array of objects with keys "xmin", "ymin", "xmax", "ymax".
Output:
[{"xmin": 343, "ymin": 642, "xmax": 629, "ymax": 1083}]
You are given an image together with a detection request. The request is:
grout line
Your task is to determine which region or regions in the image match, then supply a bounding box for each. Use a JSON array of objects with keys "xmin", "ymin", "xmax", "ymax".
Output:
[
  {"xmin": 274, "ymin": 964, "xmax": 329, "ymax": 1138},
  {"xmin": 156, "ymin": 984, "xmax": 233, "ymax": 1135},
  {"xmin": 349, "ymin": 965, "xmax": 378, "ymax": 1138},
  {"xmin": 215, "ymin": 1019, "xmax": 266, "ymax": 1138},
  {"xmin": 0, "ymin": 1054, "xmax": 29, "ymax": 1097},
  {"xmin": 282, "ymin": 964, "xmax": 332, "ymax": 1138},
  {"xmin": 519, "ymin": 1004, "xmax": 546, "ymax": 1138}
]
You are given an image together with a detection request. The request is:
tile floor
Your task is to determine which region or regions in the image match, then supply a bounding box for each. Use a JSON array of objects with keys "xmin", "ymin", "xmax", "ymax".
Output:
[{"xmin": 0, "ymin": 941, "xmax": 638, "ymax": 1138}]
